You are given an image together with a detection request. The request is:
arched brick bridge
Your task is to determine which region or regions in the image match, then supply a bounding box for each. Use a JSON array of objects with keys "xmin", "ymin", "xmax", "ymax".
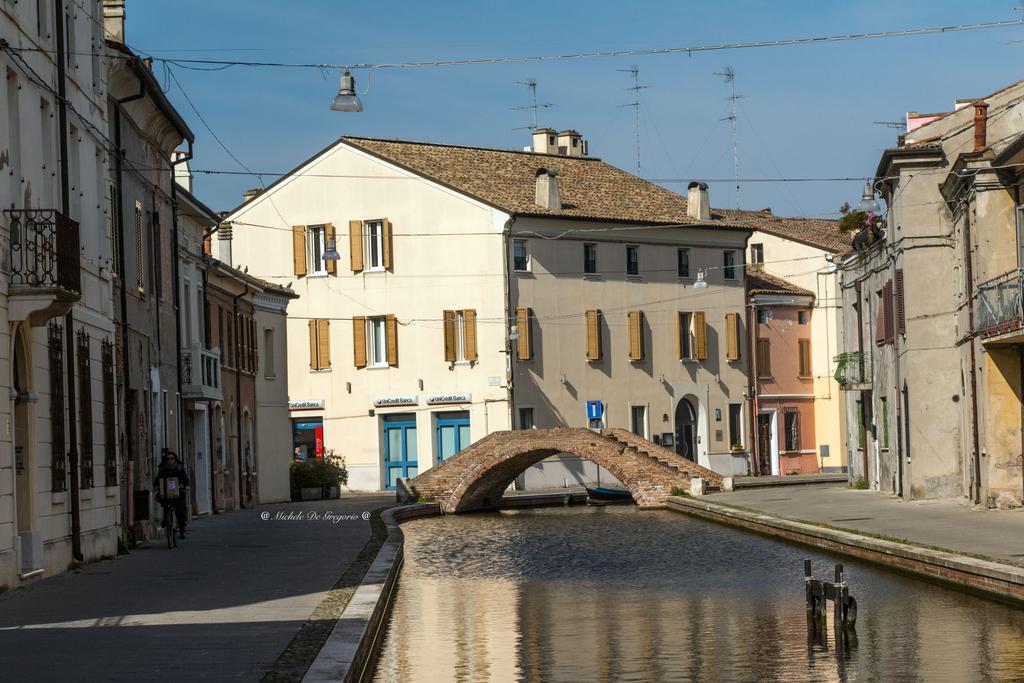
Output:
[{"xmin": 404, "ymin": 427, "xmax": 724, "ymax": 513}]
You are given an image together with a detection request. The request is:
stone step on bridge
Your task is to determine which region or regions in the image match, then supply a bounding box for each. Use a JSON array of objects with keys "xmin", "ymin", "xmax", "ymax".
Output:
[{"xmin": 403, "ymin": 427, "xmax": 726, "ymax": 513}]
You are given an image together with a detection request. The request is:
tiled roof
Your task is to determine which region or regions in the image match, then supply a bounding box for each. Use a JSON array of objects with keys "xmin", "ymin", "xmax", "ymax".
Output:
[
  {"xmin": 746, "ymin": 268, "xmax": 814, "ymax": 298},
  {"xmin": 342, "ymin": 136, "xmax": 748, "ymax": 227},
  {"xmin": 734, "ymin": 209, "xmax": 850, "ymax": 253}
]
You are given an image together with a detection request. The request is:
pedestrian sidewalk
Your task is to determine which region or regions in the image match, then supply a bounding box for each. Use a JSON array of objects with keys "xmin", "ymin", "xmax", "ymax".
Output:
[
  {"xmin": 708, "ymin": 483, "xmax": 1024, "ymax": 566},
  {"xmin": 0, "ymin": 494, "xmax": 392, "ymax": 682}
]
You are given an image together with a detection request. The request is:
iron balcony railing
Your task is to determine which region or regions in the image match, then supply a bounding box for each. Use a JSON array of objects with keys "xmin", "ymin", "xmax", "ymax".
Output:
[
  {"xmin": 181, "ymin": 344, "xmax": 222, "ymax": 400},
  {"xmin": 974, "ymin": 268, "xmax": 1024, "ymax": 338},
  {"xmin": 834, "ymin": 352, "xmax": 870, "ymax": 388},
  {"xmin": 4, "ymin": 208, "xmax": 81, "ymax": 294}
]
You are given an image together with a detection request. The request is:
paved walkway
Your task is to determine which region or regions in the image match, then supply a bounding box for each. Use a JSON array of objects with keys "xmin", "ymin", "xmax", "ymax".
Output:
[
  {"xmin": 710, "ymin": 484, "xmax": 1024, "ymax": 566},
  {"xmin": 0, "ymin": 494, "xmax": 392, "ymax": 681}
]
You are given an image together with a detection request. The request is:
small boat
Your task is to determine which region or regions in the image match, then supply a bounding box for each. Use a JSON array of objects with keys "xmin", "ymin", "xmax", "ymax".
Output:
[{"xmin": 586, "ymin": 486, "xmax": 633, "ymax": 503}]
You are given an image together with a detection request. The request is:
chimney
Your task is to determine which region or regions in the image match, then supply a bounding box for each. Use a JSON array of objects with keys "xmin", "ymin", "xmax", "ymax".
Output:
[
  {"xmin": 242, "ymin": 188, "xmax": 261, "ymax": 203},
  {"xmin": 217, "ymin": 221, "xmax": 233, "ymax": 265},
  {"xmin": 535, "ymin": 168, "xmax": 561, "ymax": 210},
  {"xmin": 103, "ymin": 0, "xmax": 125, "ymax": 43},
  {"xmin": 532, "ymin": 128, "xmax": 557, "ymax": 154},
  {"xmin": 687, "ymin": 182, "xmax": 710, "ymax": 221},
  {"xmin": 973, "ymin": 100, "xmax": 989, "ymax": 152},
  {"xmin": 556, "ymin": 130, "xmax": 587, "ymax": 157}
]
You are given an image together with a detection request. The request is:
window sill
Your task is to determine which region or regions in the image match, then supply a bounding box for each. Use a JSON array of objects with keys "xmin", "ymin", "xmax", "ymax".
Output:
[
  {"xmin": 366, "ymin": 364, "xmax": 390, "ymax": 370},
  {"xmin": 452, "ymin": 360, "xmax": 474, "ymax": 367},
  {"xmin": 364, "ymin": 267, "xmax": 387, "ymax": 274},
  {"xmin": 309, "ymin": 368, "xmax": 333, "ymax": 373},
  {"xmin": 514, "ymin": 269, "xmax": 534, "ymax": 277},
  {"xmin": 677, "ymin": 276, "xmax": 693, "ymax": 282},
  {"xmin": 626, "ymin": 274, "xmax": 643, "ymax": 280},
  {"xmin": 307, "ymin": 272, "xmax": 329, "ymax": 279},
  {"xmin": 583, "ymin": 273, "xmax": 601, "ymax": 280},
  {"xmin": 264, "ymin": 375, "xmax": 276, "ymax": 381}
]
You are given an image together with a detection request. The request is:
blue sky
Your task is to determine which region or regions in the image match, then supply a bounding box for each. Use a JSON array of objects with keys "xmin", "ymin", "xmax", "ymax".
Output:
[{"xmin": 125, "ymin": 1, "xmax": 1024, "ymax": 218}]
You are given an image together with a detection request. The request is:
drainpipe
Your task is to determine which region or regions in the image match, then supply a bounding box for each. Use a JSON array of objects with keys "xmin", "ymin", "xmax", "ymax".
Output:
[
  {"xmin": 854, "ymin": 279, "xmax": 868, "ymax": 483},
  {"xmin": 503, "ymin": 217, "xmax": 516, "ymax": 431},
  {"xmin": 54, "ymin": 0, "xmax": 82, "ymax": 563},
  {"xmin": 963, "ymin": 199, "xmax": 983, "ymax": 505},
  {"xmin": 746, "ymin": 298, "xmax": 759, "ymax": 476},
  {"xmin": 232, "ymin": 282, "xmax": 250, "ymax": 508},
  {"xmin": 170, "ymin": 142, "xmax": 193, "ymax": 486},
  {"xmin": 201, "ymin": 260, "xmax": 217, "ymax": 513},
  {"xmin": 112, "ymin": 68, "xmax": 146, "ymax": 540}
]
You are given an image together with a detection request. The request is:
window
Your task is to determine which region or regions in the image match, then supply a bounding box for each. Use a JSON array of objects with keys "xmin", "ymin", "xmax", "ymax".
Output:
[
  {"xmin": 443, "ymin": 309, "xmax": 478, "ymax": 363},
  {"xmin": 515, "ymin": 307, "xmax": 533, "ymax": 360},
  {"xmin": 48, "ymin": 323, "xmax": 67, "ymax": 492},
  {"xmin": 725, "ymin": 312, "xmax": 741, "ymax": 361},
  {"xmin": 77, "ymin": 332, "xmax": 93, "ymax": 489},
  {"xmin": 856, "ymin": 400, "xmax": 865, "ymax": 449},
  {"xmin": 307, "ymin": 225, "xmax": 327, "ymax": 275},
  {"xmin": 677, "ymin": 311, "xmax": 706, "ymax": 361},
  {"xmin": 757, "ymin": 338, "xmax": 771, "ymax": 378},
  {"xmin": 368, "ymin": 317, "xmax": 387, "ymax": 367},
  {"xmin": 880, "ymin": 397, "xmax": 889, "ymax": 448},
  {"xmin": 36, "ymin": 0, "xmax": 47, "ymax": 38},
  {"xmin": 513, "ymin": 239, "xmax": 529, "ymax": 271},
  {"xmin": 626, "ymin": 245, "xmax": 639, "ymax": 276},
  {"xmin": 723, "ymin": 250, "xmax": 737, "ymax": 280},
  {"xmin": 583, "ymin": 243, "xmax": 597, "ymax": 274},
  {"xmin": 264, "ymin": 329, "xmax": 275, "ymax": 379},
  {"xmin": 354, "ymin": 315, "xmax": 398, "ymax": 368},
  {"xmin": 365, "ymin": 220, "xmax": 385, "ymax": 270},
  {"xmin": 757, "ymin": 308, "xmax": 772, "ymax": 324},
  {"xmin": 308, "ymin": 319, "xmax": 331, "ymax": 370},
  {"xmin": 628, "ymin": 310, "xmax": 644, "ymax": 361},
  {"xmin": 677, "ymin": 248, "xmax": 690, "ymax": 278},
  {"xmin": 134, "ymin": 201, "xmax": 144, "ymax": 292},
  {"xmin": 728, "ymin": 403, "xmax": 743, "ymax": 449},
  {"xmin": 798, "ymin": 339, "xmax": 812, "ymax": 378},
  {"xmin": 750, "ymin": 244, "xmax": 764, "ymax": 270},
  {"xmin": 784, "ymin": 412, "xmax": 799, "ymax": 451},
  {"xmin": 65, "ymin": 8, "xmax": 75, "ymax": 68},
  {"xmin": 678, "ymin": 312, "xmax": 693, "ymax": 360},
  {"xmin": 151, "ymin": 210, "xmax": 162, "ymax": 299},
  {"xmin": 518, "ymin": 407, "xmax": 535, "ymax": 430},
  {"xmin": 630, "ymin": 405, "xmax": 647, "ymax": 438},
  {"xmin": 798, "ymin": 310, "xmax": 809, "ymax": 325},
  {"xmin": 585, "ymin": 309, "xmax": 602, "ymax": 361}
]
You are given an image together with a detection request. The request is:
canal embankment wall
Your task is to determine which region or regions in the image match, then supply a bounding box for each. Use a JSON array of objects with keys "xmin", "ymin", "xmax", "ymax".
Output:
[
  {"xmin": 302, "ymin": 503, "xmax": 442, "ymax": 683},
  {"xmin": 667, "ymin": 495, "xmax": 1024, "ymax": 605}
]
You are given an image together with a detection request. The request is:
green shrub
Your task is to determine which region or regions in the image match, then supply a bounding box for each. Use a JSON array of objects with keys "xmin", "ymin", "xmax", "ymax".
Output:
[
  {"xmin": 291, "ymin": 450, "xmax": 349, "ymax": 490},
  {"xmin": 670, "ymin": 486, "xmax": 690, "ymax": 497},
  {"xmin": 849, "ymin": 477, "xmax": 869, "ymax": 490}
]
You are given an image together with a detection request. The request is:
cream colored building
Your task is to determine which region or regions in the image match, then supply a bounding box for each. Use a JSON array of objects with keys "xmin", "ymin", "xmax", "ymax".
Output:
[
  {"xmin": 743, "ymin": 214, "xmax": 849, "ymax": 473},
  {"xmin": 220, "ymin": 131, "xmax": 760, "ymax": 491}
]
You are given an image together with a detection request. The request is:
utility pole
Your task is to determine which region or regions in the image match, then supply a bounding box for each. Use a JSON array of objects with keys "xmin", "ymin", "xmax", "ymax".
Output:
[
  {"xmin": 617, "ymin": 66, "xmax": 647, "ymax": 175},
  {"xmin": 715, "ymin": 66, "xmax": 742, "ymax": 210},
  {"xmin": 511, "ymin": 79, "xmax": 553, "ymax": 131}
]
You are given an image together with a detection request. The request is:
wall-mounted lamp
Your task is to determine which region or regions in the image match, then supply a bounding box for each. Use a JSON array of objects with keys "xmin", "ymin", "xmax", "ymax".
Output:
[
  {"xmin": 508, "ymin": 325, "xmax": 520, "ymax": 342},
  {"xmin": 418, "ymin": 378, "xmax": 424, "ymax": 390},
  {"xmin": 693, "ymin": 269, "xmax": 708, "ymax": 289},
  {"xmin": 323, "ymin": 238, "xmax": 341, "ymax": 262}
]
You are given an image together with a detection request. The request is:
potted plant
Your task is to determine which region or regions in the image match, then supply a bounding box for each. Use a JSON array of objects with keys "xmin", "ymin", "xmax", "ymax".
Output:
[{"xmin": 290, "ymin": 450, "xmax": 349, "ymax": 501}]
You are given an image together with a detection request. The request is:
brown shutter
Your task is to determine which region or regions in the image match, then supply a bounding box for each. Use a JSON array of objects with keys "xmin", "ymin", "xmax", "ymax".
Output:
[
  {"xmin": 463, "ymin": 309, "xmax": 478, "ymax": 361},
  {"xmin": 585, "ymin": 309, "xmax": 601, "ymax": 360},
  {"xmin": 883, "ymin": 280, "xmax": 895, "ymax": 344},
  {"xmin": 516, "ymin": 307, "xmax": 532, "ymax": 360},
  {"xmin": 325, "ymin": 223, "xmax": 337, "ymax": 275},
  {"xmin": 443, "ymin": 310, "xmax": 457, "ymax": 362},
  {"xmin": 693, "ymin": 311, "xmax": 707, "ymax": 360},
  {"xmin": 875, "ymin": 296, "xmax": 886, "ymax": 346},
  {"xmin": 895, "ymin": 269, "xmax": 906, "ymax": 335},
  {"xmin": 628, "ymin": 311, "xmax": 644, "ymax": 361},
  {"xmin": 385, "ymin": 314, "xmax": 398, "ymax": 366},
  {"xmin": 349, "ymin": 220, "xmax": 364, "ymax": 272},
  {"xmin": 308, "ymin": 319, "xmax": 317, "ymax": 369},
  {"xmin": 725, "ymin": 312, "xmax": 739, "ymax": 361},
  {"xmin": 352, "ymin": 316, "xmax": 366, "ymax": 368},
  {"xmin": 757, "ymin": 338, "xmax": 771, "ymax": 377},
  {"xmin": 382, "ymin": 218, "xmax": 394, "ymax": 271},
  {"xmin": 317, "ymin": 319, "xmax": 331, "ymax": 369},
  {"xmin": 292, "ymin": 225, "xmax": 307, "ymax": 277},
  {"xmin": 799, "ymin": 339, "xmax": 812, "ymax": 377}
]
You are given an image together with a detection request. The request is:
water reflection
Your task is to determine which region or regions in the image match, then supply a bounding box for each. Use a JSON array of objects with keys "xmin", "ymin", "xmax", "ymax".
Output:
[{"xmin": 372, "ymin": 507, "xmax": 1024, "ymax": 682}]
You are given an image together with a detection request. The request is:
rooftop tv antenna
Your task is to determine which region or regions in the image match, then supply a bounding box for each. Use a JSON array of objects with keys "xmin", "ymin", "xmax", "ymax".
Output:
[
  {"xmin": 511, "ymin": 79, "xmax": 553, "ymax": 131},
  {"xmin": 617, "ymin": 65, "xmax": 648, "ymax": 174},
  {"xmin": 873, "ymin": 120, "xmax": 907, "ymax": 131},
  {"xmin": 714, "ymin": 65, "xmax": 742, "ymax": 210}
]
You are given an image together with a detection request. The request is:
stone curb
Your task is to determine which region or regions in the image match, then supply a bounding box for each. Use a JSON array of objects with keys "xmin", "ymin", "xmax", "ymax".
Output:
[
  {"xmin": 301, "ymin": 503, "xmax": 442, "ymax": 683},
  {"xmin": 666, "ymin": 496, "xmax": 1024, "ymax": 605}
]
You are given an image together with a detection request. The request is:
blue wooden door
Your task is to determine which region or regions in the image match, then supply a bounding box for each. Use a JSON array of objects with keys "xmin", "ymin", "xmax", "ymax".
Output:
[
  {"xmin": 383, "ymin": 415, "xmax": 418, "ymax": 490},
  {"xmin": 436, "ymin": 412, "xmax": 471, "ymax": 464}
]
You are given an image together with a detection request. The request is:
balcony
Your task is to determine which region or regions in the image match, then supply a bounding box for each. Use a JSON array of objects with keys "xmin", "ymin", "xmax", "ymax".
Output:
[
  {"xmin": 834, "ymin": 352, "xmax": 871, "ymax": 390},
  {"xmin": 4, "ymin": 209, "xmax": 81, "ymax": 325},
  {"xmin": 975, "ymin": 269, "xmax": 1024, "ymax": 342},
  {"xmin": 181, "ymin": 344, "xmax": 223, "ymax": 401}
]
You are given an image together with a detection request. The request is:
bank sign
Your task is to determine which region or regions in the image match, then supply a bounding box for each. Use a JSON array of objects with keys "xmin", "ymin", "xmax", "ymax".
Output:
[
  {"xmin": 426, "ymin": 392, "xmax": 471, "ymax": 405},
  {"xmin": 373, "ymin": 395, "xmax": 418, "ymax": 408},
  {"xmin": 289, "ymin": 399, "xmax": 325, "ymax": 411}
]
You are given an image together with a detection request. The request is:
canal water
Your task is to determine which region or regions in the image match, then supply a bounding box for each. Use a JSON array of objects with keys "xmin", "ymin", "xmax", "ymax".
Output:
[{"xmin": 371, "ymin": 506, "xmax": 1024, "ymax": 682}]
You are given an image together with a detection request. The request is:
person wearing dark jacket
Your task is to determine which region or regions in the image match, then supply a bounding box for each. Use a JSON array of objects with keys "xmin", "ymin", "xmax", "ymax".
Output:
[{"xmin": 154, "ymin": 450, "xmax": 189, "ymax": 539}]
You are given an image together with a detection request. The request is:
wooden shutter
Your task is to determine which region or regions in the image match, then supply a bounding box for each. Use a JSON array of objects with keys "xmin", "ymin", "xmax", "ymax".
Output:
[
  {"xmin": 325, "ymin": 223, "xmax": 337, "ymax": 275},
  {"xmin": 385, "ymin": 314, "xmax": 398, "ymax": 366},
  {"xmin": 895, "ymin": 269, "xmax": 906, "ymax": 335},
  {"xmin": 308, "ymin": 320, "xmax": 317, "ymax": 369},
  {"xmin": 693, "ymin": 311, "xmax": 707, "ymax": 360},
  {"xmin": 516, "ymin": 307, "xmax": 532, "ymax": 360},
  {"xmin": 443, "ymin": 310, "xmax": 457, "ymax": 362},
  {"xmin": 463, "ymin": 309, "xmax": 478, "ymax": 361},
  {"xmin": 352, "ymin": 317, "xmax": 366, "ymax": 368},
  {"xmin": 798, "ymin": 339, "xmax": 812, "ymax": 377},
  {"xmin": 757, "ymin": 338, "xmax": 771, "ymax": 377},
  {"xmin": 316, "ymin": 319, "xmax": 330, "ymax": 369},
  {"xmin": 883, "ymin": 280, "xmax": 895, "ymax": 344},
  {"xmin": 628, "ymin": 311, "xmax": 644, "ymax": 361},
  {"xmin": 292, "ymin": 225, "xmax": 307, "ymax": 277},
  {"xmin": 725, "ymin": 312, "xmax": 740, "ymax": 361},
  {"xmin": 349, "ymin": 220, "xmax": 364, "ymax": 272},
  {"xmin": 875, "ymin": 296, "xmax": 886, "ymax": 346},
  {"xmin": 382, "ymin": 218, "xmax": 394, "ymax": 271},
  {"xmin": 585, "ymin": 309, "xmax": 601, "ymax": 360},
  {"xmin": 676, "ymin": 312, "xmax": 686, "ymax": 360}
]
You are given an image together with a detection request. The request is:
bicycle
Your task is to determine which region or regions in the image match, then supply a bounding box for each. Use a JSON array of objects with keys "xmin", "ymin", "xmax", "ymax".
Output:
[{"xmin": 161, "ymin": 499, "xmax": 178, "ymax": 549}]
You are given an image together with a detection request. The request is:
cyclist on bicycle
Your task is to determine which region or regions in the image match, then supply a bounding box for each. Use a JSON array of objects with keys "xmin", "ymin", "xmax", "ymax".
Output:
[{"xmin": 154, "ymin": 450, "xmax": 189, "ymax": 540}]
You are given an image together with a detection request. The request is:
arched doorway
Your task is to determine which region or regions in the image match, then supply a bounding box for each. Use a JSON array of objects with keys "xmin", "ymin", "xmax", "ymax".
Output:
[
  {"xmin": 674, "ymin": 398, "xmax": 697, "ymax": 462},
  {"xmin": 212, "ymin": 403, "xmax": 225, "ymax": 511},
  {"xmin": 12, "ymin": 325, "xmax": 39, "ymax": 573}
]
